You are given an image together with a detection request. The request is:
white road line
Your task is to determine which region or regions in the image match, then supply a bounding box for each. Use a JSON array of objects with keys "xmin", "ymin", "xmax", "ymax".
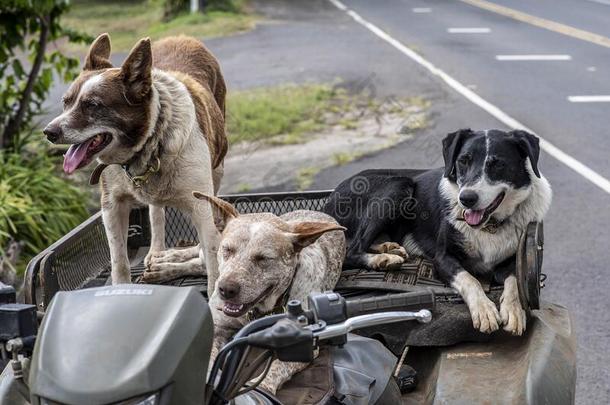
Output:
[
  {"xmin": 568, "ymin": 95, "xmax": 610, "ymax": 103},
  {"xmin": 412, "ymin": 7, "xmax": 431, "ymax": 13},
  {"xmin": 327, "ymin": 0, "xmax": 610, "ymax": 195},
  {"xmin": 496, "ymin": 54, "xmax": 572, "ymax": 61},
  {"xmin": 586, "ymin": 0, "xmax": 610, "ymax": 6},
  {"xmin": 448, "ymin": 27, "xmax": 491, "ymax": 33}
]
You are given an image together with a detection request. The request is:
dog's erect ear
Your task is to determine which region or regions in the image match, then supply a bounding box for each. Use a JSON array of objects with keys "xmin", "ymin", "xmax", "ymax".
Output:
[
  {"xmin": 510, "ymin": 130, "xmax": 541, "ymax": 178},
  {"xmin": 287, "ymin": 222, "xmax": 346, "ymax": 251},
  {"xmin": 193, "ymin": 192, "xmax": 239, "ymax": 231},
  {"xmin": 84, "ymin": 33, "xmax": 113, "ymax": 71},
  {"xmin": 442, "ymin": 129, "xmax": 474, "ymax": 181},
  {"xmin": 120, "ymin": 37, "xmax": 152, "ymax": 103}
]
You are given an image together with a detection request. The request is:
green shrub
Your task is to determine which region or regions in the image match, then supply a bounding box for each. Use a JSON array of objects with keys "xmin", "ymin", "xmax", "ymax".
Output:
[
  {"xmin": 0, "ymin": 150, "xmax": 89, "ymax": 272},
  {"xmin": 0, "ymin": 0, "xmax": 89, "ymax": 152}
]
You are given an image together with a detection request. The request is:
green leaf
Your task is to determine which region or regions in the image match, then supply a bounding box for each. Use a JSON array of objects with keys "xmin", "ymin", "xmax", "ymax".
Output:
[{"xmin": 11, "ymin": 59, "xmax": 25, "ymax": 79}]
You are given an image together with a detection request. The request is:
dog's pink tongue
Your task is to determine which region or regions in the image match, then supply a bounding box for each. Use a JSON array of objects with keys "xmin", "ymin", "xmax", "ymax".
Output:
[
  {"xmin": 464, "ymin": 209, "xmax": 485, "ymax": 226},
  {"xmin": 63, "ymin": 139, "xmax": 93, "ymax": 174}
]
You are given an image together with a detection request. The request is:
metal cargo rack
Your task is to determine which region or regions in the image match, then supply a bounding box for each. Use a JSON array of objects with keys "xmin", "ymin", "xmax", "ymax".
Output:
[{"xmin": 23, "ymin": 190, "xmax": 466, "ymax": 312}]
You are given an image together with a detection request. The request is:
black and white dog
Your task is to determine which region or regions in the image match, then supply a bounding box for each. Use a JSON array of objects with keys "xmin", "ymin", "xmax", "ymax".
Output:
[{"xmin": 323, "ymin": 129, "xmax": 552, "ymax": 335}]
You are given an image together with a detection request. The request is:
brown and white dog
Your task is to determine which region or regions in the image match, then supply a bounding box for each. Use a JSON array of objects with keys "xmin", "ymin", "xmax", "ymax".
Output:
[
  {"xmin": 194, "ymin": 193, "xmax": 346, "ymax": 394},
  {"xmin": 43, "ymin": 34, "xmax": 227, "ymax": 294}
]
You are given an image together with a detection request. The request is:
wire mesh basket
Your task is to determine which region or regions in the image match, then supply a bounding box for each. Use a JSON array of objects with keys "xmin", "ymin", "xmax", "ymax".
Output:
[{"xmin": 24, "ymin": 191, "xmax": 335, "ymax": 310}]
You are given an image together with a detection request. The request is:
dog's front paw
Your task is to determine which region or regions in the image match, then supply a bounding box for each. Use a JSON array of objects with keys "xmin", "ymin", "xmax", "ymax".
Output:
[
  {"xmin": 370, "ymin": 253, "xmax": 405, "ymax": 270},
  {"xmin": 500, "ymin": 298, "xmax": 526, "ymax": 336},
  {"xmin": 144, "ymin": 251, "xmax": 161, "ymax": 269},
  {"xmin": 469, "ymin": 296, "xmax": 501, "ymax": 334}
]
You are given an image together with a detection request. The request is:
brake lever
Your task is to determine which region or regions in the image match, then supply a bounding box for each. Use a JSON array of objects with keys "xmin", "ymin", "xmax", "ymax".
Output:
[{"xmin": 313, "ymin": 310, "xmax": 432, "ymax": 341}]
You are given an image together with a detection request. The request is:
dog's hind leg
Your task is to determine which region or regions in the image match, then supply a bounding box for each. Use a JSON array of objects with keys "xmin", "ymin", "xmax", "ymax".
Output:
[
  {"xmin": 102, "ymin": 196, "xmax": 133, "ymax": 284},
  {"xmin": 141, "ymin": 257, "xmax": 203, "ymax": 283},
  {"xmin": 369, "ymin": 240, "xmax": 409, "ymax": 259},
  {"xmin": 346, "ymin": 252, "xmax": 405, "ymax": 270},
  {"xmin": 147, "ymin": 245, "xmax": 200, "ymax": 265},
  {"xmin": 344, "ymin": 218, "xmax": 405, "ymax": 271},
  {"xmin": 212, "ymin": 164, "xmax": 224, "ymax": 195}
]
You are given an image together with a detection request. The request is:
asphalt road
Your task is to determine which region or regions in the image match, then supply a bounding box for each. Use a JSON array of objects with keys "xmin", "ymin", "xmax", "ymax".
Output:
[
  {"xmin": 42, "ymin": 0, "xmax": 609, "ymax": 401},
  {"xmin": 307, "ymin": 1, "xmax": 610, "ymax": 402}
]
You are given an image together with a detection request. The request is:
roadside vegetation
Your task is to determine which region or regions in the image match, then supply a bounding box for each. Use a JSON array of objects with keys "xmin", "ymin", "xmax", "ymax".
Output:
[
  {"xmin": 226, "ymin": 84, "xmax": 430, "ymax": 147},
  {"xmin": 226, "ymin": 85, "xmax": 347, "ymax": 145},
  {"xmin": 0, "ymin": 1, "xmax": 91, "ymax": 278},
  {"xmin": 62, "ymin": 0, "xmax": 257, "ymax": 52}
]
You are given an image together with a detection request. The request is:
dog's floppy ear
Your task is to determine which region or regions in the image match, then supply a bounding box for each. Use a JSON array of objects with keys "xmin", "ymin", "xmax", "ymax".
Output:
[
  {"xmin": 84, "ymin": 33, "xmax": 113, "ymax": 71},
  {"xmin": 442, "ymin": 129, "xmax": 474, "ymax": 181},
  {"xmin": 287, "ymin": 222, "xmax": 346, "ymax": 251},
  {"xmin": 510, "ymin": 130, "xmax": 541, "ymax": 178},
  {"xmin": 193, "ymin": 192, "xmax": 238, "ymax": 231},
  {"xmin": 120, "ymin": 37, "xmax": 152, "ymax": 103}
]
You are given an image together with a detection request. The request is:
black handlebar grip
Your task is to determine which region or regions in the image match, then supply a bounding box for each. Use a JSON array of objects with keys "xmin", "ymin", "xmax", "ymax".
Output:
[{"xmin": 345, "ymin": 290, "xmax": 435, "ymax": 318}]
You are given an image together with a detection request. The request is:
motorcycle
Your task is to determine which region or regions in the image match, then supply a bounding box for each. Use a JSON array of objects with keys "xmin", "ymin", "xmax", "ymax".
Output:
[
  {"xmin": 0, "ymin": 284, "xmax": 434, "ymax": 404},
  {"xmin": 0, "ymin": 190, "xmax": 577, "ymax": 404}
]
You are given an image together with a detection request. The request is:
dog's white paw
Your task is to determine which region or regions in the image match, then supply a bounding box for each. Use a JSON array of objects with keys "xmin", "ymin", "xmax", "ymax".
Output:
[
  {"xmin": 145, "ymin": 248, "xmax": 199, "ymax": 269},
  {"xmin": 144, "ymin": 250, "xmax": 162, "ymax": 269},
  {"xmin": 500, "ymin": 298, "xmax": 527, "ymax": 336},
  {"xmin": 469, "ymin": 296, "xmax": 501, "ymax": 334},
  {"xmin": 383, "ymin": 243, "xmax": 409, "ymax": 259},
  {"xmin": 370, "ymin": 242, "xmax": 409, "ymax": 259},
  {"xmin": 146, "ymin": 261, "xmax": 170, "ymax": 273},
  {"xmin": 370, "ymin": 253, "xmax": 405, "ymax": 270}
]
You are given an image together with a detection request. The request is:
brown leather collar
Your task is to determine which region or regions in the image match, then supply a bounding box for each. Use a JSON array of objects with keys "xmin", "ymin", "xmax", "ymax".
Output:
[
  {"xmin": 89, "ymin": 164, "xmax": 108, "ymax": 185},
  {"xmin": 88, "ymin": 155, "xmax": 161, "ymax": 188}
]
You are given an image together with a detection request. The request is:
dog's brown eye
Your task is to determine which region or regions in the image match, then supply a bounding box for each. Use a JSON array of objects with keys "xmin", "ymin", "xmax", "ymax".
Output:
[
  {"xmin": 253, "ymin": 254, "xmax": 272, "ymax": 263},
  {"xmin": 457, "ymin": 155, "xmax": 471, "ymax": 167},
  {"xmin": 82, "ymin": 98, "xmax": 99, "ymax": 109}
]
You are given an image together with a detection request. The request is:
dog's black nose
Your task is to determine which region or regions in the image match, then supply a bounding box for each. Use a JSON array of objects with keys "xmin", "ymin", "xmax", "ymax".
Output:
[
  {"xmin": 218, "ymin": 280, "xmax": 240, "ymax": 300},
  {"xmin": 459, "ymin": 190, "xmax": 479, "ymax": 208},
  {"xmin": 43, "ymin": 124, "xmax": 61, "ymax": 143}
]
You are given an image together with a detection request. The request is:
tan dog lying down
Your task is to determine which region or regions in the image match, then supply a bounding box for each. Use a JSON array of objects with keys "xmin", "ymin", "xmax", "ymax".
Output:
[{"xmin": 194, "ymin": 192, "xmax": 346, "ymax": 394}]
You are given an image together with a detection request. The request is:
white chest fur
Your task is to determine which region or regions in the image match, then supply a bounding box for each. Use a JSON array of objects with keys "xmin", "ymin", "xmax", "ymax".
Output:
[{"xmin": 453, "ymin": 221, "xmax": 520, "ymax": 268}]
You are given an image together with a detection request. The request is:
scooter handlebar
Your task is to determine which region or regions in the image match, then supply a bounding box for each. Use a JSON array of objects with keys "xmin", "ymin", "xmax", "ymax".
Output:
[{"xmin": 345, "ymin": 290, "xmax": 435, "ymax": 318}]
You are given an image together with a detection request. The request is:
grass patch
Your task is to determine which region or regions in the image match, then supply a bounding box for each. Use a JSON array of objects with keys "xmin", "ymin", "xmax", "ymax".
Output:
[
  {"xmin": 332, "ymin": 151, "xmax": 362, "ymax": 166},
  {"xmin": 296, "ymin": 167, "xmax": 321, "ymax": 191},
  {"xmin": 236, "ymin": 183, "xmax": 251, "ymax": 193},
  {"xmin": 62, "ymin": 0, "xmax": 257, "ymax": 52},
  {"xmin": 227, "ymin": 84, "xmax": 343, "ymax": 145}
]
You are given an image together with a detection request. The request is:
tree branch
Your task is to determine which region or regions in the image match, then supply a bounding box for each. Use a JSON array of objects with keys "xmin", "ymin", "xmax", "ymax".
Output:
[{"xmin": 1, "ymin": 14, "xmax": 50, "ymax": 150}]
